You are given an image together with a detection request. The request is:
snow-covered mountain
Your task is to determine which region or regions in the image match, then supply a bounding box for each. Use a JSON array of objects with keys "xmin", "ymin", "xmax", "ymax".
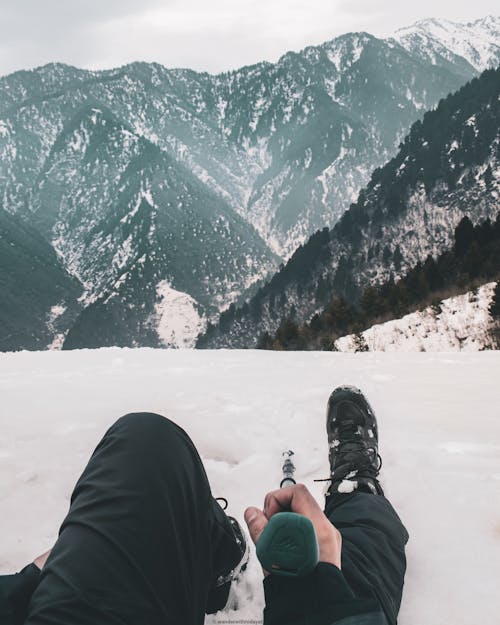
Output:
[
  {"xmin": 335, "ymin": 282, "xmax": 498, "ymax": 352},
  {"xmin": 199, "ymin": 67, "xmax": 500, "ymax": 348},
  {"xmin": 393, "ymin": 15, "xmax": 500, "ymax": 73},
  {"xmin": 31, "ymin": 105, "xmax": 277, "ymax": 349},
  {"xmin": 1, "ymin": 16, "xmax": 499, "ymax": 349},
  {"xmin": 236, "ymin": 31, "xmax": 469, "ymax": 257},
  {"xmin": 1, "ymin": 28, "xmax": 480, "ymax": 265}
]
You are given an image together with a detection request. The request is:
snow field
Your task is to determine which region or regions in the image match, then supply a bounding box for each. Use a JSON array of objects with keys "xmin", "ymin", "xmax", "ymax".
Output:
[
  {"xmin": 336, "ymin": 282, "xmax": 497, "ymax": 352},
  {"xmin": 0, "ymin": 349, "xmax": 499, "ymax": 624}
]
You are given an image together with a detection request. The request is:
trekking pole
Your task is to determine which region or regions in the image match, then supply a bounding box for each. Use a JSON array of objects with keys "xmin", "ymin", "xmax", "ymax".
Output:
[
  {"xmin": 256, "ymin": 451, "xmax": 319, "ymax": 577},
  {"xmin": 280, "ymin": 450, "xmax": 296, "ymax": 488}
]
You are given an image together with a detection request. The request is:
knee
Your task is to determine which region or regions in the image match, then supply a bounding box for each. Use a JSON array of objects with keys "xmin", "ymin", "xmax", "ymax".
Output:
[
  {"xmin": 105, "ymin": 413, "xmax": 203, "ymax": 485},
  {"xmin": 114, "ymin": 411, "xmax": 167, "ymax": 432},
  {"xmin": 109, "ymin": 412, "xmax": 192, "ymax": 449}
]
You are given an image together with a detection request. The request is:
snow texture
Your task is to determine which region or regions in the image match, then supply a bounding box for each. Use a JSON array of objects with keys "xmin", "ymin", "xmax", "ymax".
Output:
[
  {"xmin": 154, "ymin": 280, "xmax": 207, "ymax": 348},
  {"xmin": 1, "ymin": 349, "xmax": 499, "ymax": 624},
  {"xmin": 336, "ymin": 283, "xmax": 497, "ymax": 352}
]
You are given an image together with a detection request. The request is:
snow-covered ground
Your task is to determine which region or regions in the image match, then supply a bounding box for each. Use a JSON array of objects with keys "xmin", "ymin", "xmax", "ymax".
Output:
[
  {"xmin": 1, "ymin": 349, "xmax": 499, "ymax": 624},
  {"xmin": 336, "ymin": 282, "xmax": 497, "ymax": 352}
]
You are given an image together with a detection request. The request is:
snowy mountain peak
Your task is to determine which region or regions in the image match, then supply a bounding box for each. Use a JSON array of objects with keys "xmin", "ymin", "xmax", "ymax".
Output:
[
  {"xmin": 408, "ymin": 16, "xmax": 457, "ymax": 30},
  {"xmin": 466, "ymin": 14, "xmax": 500, "ymax": 29},
  {"xmin": 393, "ymin": 15, "xmax": 500, "ymax": 72}
]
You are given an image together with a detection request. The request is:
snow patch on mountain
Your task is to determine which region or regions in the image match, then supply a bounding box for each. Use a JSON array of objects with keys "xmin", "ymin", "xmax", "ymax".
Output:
[
  {"xmin": 69, "ymin": 125, "xmax": 89, "ymax": 154},
  {"xmin": 46, "ymin": 304, "xmax": 67, "ymax": 351},
  {"xmin": 154, "ymin": 280, "xmax": 206, "ymax": 348},
  {"xmin": 241, "ymin": 136, "xmax": 271, "ymax": 174},
  {"xmin": 336, "ymin": 282, "xmax": 497, "ymax": 352},
  {"xmin": 323, "ymin": 33, "xmax": 369, "ymax": 72},
  {"xmin": 120, "ymin": 185, "xmax": 155, "ymax": 225},
  {"xmin": 247, "ymin": 164, "xmax": 293, "ymax": 256}
]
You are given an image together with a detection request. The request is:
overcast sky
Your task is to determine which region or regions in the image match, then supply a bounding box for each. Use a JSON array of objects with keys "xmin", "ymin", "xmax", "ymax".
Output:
[{"xmin": 0, "ymin": 0, "xmax": 497, "ymax": 77}]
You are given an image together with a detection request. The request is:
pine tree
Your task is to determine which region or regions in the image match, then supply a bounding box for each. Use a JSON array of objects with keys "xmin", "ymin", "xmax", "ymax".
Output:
[
  {"xmin": 323, "ymin": 297, "xmax": 354, "ymax": 335},
  {"xmin": 489, "ymin": 282, "xmax": 500, "ymax": 349},
  {"xmin": 490, "ymin": 282, "xmax": 500, "ymax": 319},
  {"xmin": 462, "ymin": 240, "xmax": 483, "ymax": 280},
  {"xmin": 276, "ymin": 318, "xmax": 299, "ymax": 349},
  {"xmin": 353, "ymin": 333, "xmax": 369, "ymax": 353},
  {"xmin": 393, "ymin": 245, "xmax": 403, "ymax": 272},
  {"xmin": 360, "ymin": 286, "xmax": 384, "ymax": 320},
  {"xmin": 454, "ymin": 217, "xmax": 475, "ymax": 257},
  {"xmin": 382, "ymin": 245, "xmax": 392, "ymax": 266},
  {"xmin": 484, "ymin": 164, "xmax": 493, "ymax": 188},
  {"xmin": 257, "ymin": 332, "xmax": 273, "ymax": 350}
]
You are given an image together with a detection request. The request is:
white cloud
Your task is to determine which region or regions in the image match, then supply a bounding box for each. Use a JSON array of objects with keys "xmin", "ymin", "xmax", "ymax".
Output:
[{"xmin": 0, "ymin": 0, "xmax": 497, "ymax": 76}]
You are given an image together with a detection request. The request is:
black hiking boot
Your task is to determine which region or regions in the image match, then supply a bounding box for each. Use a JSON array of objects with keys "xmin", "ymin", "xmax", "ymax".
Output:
[
  {"xmin": 326, "ymin": 385, "xmax": 383, "ymax": 496},
  {"xmin": 206, "ymin": 505, "xmax": 250, "ymax": 614}
]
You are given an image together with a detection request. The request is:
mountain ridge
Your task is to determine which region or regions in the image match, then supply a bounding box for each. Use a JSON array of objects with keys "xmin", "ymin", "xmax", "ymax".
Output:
[
  {"xmin": 198, "ymin": 67, "xmax": 500, "ymax": 348},
  {"xmin": 1, "ymin": 17, "xmax": 499, "ymax": 350},
  {"xmin": 0, "ymin": 16, "xmax": 494, "ymax": 246},
  {"xmin": 2, "ymin": 15, "xmax": 498, "ymax": 81}
]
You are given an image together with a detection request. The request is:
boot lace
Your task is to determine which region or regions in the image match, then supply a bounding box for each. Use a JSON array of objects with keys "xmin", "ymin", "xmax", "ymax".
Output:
[{"xmin": 314, "ymin": 421, "xmax": 382, "ymax": 484}]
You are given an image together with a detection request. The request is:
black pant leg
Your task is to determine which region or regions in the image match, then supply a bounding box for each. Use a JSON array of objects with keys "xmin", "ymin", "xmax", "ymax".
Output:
[
  {"xmin": 25, "ymin": 413, "xmax": 241, "ymax": 625},
  {"xmin": 325, "ymin": 492, "xmax": 409, "ymax": 625}
]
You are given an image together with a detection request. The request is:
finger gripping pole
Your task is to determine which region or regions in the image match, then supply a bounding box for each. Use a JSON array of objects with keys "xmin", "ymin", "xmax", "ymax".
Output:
[
  {"xmin": 256, "ymin": 512, "xmax": 319, "ymax": 577},
  {"xmin": 256, "ymin": 450, "xmax": 320, "ymax": 578}
]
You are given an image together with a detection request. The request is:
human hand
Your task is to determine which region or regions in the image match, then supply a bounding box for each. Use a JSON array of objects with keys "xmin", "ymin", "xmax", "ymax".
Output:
[
  {"xmin": 33, "ymin": 549, "xmax": 51, "ymax": 570},
  {"xmin": 244, "ymin": 483, "xmax": 342, "ymax": 570}
]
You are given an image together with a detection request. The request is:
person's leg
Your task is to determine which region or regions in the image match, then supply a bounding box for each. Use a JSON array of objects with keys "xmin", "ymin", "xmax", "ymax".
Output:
[
  {"xmin": 325, "ymin": 490, "xmax": 408, "ymax": 625},
  {"xmin": 324, "ymin": 387, "xmax": 409, "ymax": 625},
  {"xmin": 25, "ymin": 412, "xmax": 242, "ymax": 625}
]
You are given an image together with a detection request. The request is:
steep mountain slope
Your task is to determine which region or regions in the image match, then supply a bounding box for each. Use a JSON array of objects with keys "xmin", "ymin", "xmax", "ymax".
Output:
[
  {"xmin": 1, "ymin": 17, "xmax": 497, "ymax": 261},
  {"xmin": 199, "ymin": 68, "xmax": 500, "ymax": 348},
  {"xmin": 23, "ymin": 104, "xmax": 276, "ymax": 349},
  {"xmin": 229, "ymin": 31, "xmax": 474, "ymax": 256},
  {"xmin": 0, "ymin": 208, "xmax": 82, "ymax": 351},
  {"xmin": 256, "ymin": 212, "xmax": 500, "ymax": 351}
]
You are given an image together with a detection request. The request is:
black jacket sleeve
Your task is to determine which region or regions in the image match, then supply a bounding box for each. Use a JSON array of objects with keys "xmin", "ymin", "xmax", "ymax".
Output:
[
  {"xmin": 0, "ymin": 563, "xmax": 40, "ymax": 625},
  {"xmin": 263, "ymin": 562, "xmax": 387, "ymax": 625}
]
